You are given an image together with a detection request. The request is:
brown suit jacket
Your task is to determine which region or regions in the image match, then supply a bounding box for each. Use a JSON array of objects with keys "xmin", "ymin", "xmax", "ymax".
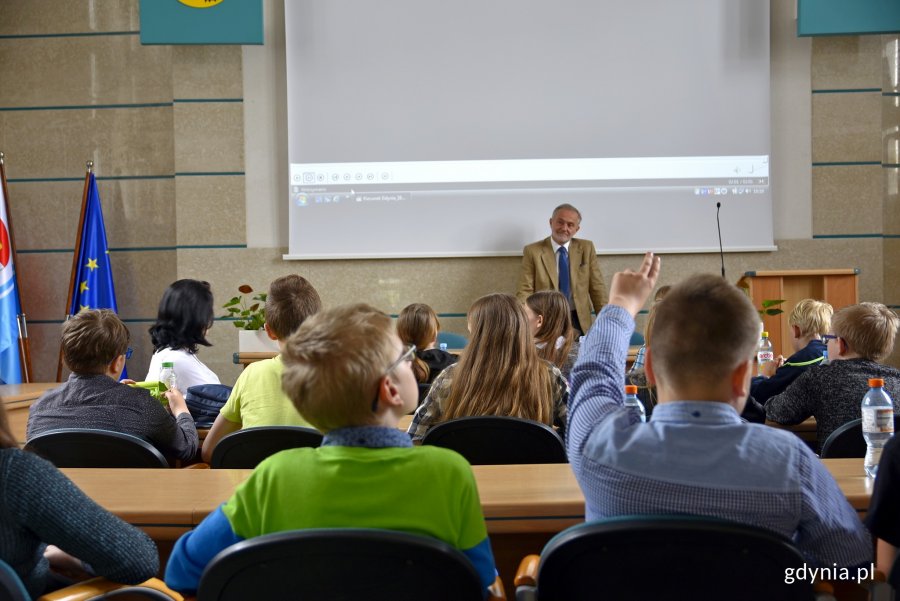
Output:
[{"xmin": 516, "ymin": 237, "xmax": 607, "ymax": 331}]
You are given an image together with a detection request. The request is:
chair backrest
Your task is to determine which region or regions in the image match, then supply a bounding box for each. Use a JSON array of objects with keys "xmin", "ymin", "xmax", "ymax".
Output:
[
  {"xmin": 24, "ymin": 428, "xmax": 169, "ymax": 468},
  {"xmin": 820, "ymin": 415, "xmax": 900, "ymax": 458},
  {"xmin": 421, "ymin": 416, "xmax": 567, "ymax": 465},
  {"xmin": 437, "ymin": 331, "xmax": 468, "ymax": 349},
  {"xmin": 533, "ymin": 515, "xmax": 815, "ymax": 601},
  {"xmin": 210, "ymin": 426, "xmax": 323, "ymax": 469},
  {"xmin": 0, "ymin": 559, "xmax": 30, "ymax": 601},
  {"xmin": 196, "ymin": 528, "xmax": 485, "ymax": 601}
]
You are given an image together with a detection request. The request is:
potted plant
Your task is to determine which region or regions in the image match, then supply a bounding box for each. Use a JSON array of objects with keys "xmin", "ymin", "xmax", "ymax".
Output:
[{"xmin": 223, "ymin": 285, "xmax": 279, "ymax": 353}]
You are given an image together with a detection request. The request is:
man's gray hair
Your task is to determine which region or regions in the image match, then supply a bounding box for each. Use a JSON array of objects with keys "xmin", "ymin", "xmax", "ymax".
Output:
[{"xmin": 552, "ymin": 203, "xmax": 582, "ymax": 222}]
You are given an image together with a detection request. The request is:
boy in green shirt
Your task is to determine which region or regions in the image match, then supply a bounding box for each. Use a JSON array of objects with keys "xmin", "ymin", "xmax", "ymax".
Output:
[
  {"xmin": 200, "ymin": 274, "xmax": 321, "ymax": 463},
  {"xmin": 166, "ymin": 304, "xmax": 496, "ymax": 593}
]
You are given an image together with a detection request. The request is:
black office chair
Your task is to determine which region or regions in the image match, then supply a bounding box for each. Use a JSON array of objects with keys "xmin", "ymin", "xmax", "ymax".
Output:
[
  {"xmin": 196, "ymin": 528, "xmax": 500, "ymax": 601},
  {"xmin": 24, "ymin": 429, "xmax": 169, "ymax": 468},
  {"xmin": 210, "ymin": 426, "xmax": 323, "ymax": 469},
  {"xmin": 820, "ymin": 415, "xmax": 900, "ymax": 458},
  {"xmin": 0, "ymin": 558, "xmax": 28, "ymax": 601},
  {"xmin": 514, "ymin": 515, "xmax": 824, "ymax": 601},
  {"xmin": 421, "ymin": 416, "xmax": 567, "ymax": 465}
]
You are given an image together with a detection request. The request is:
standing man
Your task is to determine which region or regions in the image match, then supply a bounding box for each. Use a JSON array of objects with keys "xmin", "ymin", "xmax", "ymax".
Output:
[{"xmin": 516, "ymin": 204, "xmax": 606, "ymax": 335}]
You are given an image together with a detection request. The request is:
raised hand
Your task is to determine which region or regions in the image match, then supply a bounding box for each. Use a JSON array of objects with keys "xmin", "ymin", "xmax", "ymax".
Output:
[{"xmin": 608, "ymin": 252, "xmax": 661, "ymax": 318}]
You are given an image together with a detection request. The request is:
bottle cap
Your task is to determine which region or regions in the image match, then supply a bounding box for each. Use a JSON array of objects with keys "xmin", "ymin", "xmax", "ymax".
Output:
[
  {"xmin": 869, "ymin": 378, "xmax": 884, "ymax": 387},
  {"xmin": 161, "ymin": 361, "xmax": 174, "ymax": 368},
  {"xmin": 625, "ymin": 385, "xmax": 638, "ymax": 394},
  {"xmin": 761, "ymin": 331, "xmax": 769, "ymax": 338}
]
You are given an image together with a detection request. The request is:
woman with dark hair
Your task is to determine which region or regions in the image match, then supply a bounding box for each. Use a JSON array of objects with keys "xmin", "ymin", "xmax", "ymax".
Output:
[
  {"xmin": 146, "ymin": 279, "xmax": 220, "ymax": 390},
  {"xmin": 0, "ymin": 401, "xmax": 158, "ymax": 597}
]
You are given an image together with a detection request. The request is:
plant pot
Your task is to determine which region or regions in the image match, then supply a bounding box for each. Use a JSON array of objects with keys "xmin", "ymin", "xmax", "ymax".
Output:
[{"xmin": 238, "ymin": 329, "xmax": 279, "ymax": 353}]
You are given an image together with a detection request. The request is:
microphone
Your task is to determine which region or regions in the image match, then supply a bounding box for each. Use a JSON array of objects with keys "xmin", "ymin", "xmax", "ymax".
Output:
[{"xmin": 716, "ymin": 202, "xmax": 726, "ymax": 279}]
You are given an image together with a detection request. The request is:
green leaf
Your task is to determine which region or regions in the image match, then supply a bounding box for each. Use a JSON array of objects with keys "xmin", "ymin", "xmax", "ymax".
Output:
[
  {"xmin": 234, "ymin": 321, "xmax": 246, "ymax": 328},
  {"xmin": 761, "ymin": 299, "xmax": 785, "ymax": 308},
  {"xmin": 223, "ymin": 297, "xmax": 241, "ymax": 308},
  {"xmin": 764, "ymin": 308, "xmax": 784, "ymax": 316}
]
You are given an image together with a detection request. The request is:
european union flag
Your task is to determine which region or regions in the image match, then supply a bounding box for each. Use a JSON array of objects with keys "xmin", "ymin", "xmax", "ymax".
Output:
[
  {"xmin": 69, "ymin": 174, "xmax": 126, "ymax": 377},
  {"xmin": 0, "ymin": 180, "xmax": 23, "ymax": 385}
]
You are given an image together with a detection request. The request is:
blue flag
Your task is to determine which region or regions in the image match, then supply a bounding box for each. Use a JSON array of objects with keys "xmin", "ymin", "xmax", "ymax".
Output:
[
  {"xmin": 0, "ymin": 181, "xmax": 23, "ymax": 385},
  {"xmin": 69, "ymin": 174, "xmax": 126, "ymax": 377}
]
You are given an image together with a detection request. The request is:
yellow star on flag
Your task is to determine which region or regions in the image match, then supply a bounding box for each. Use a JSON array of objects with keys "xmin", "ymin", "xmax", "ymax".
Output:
[
  {"xmin": 79, "ymin": 304, "xmax": 90, "ymax": 312},
  {"xmin": 86, "ymin": 258, "xmax": 99, "ymax": 271},
  {"xmin": 79, "ymin": 281, "xmax": 89, "ymax": 293}
]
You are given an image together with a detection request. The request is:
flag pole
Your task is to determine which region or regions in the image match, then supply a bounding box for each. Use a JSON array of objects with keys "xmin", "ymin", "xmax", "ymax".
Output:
[
  {"xmin": 56, "ymin": 161, "xmax": 93, "ymax": 382},
  {"xmin": 0, "ymin": 152, "xmax": 32, "ymax": 383}
]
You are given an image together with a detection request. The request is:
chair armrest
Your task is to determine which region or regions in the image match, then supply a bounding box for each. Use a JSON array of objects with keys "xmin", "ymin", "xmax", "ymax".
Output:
[
  {"xmin": 488, "ymin": 575, "xmax": 507, "ymax": 601},
  {"xmin": 514, "ymin": 554, "xmax": 540, "ymax": 587},
  {"xmin": 37, "ymin": 577, "xmax": 184, "ymax": 601}
]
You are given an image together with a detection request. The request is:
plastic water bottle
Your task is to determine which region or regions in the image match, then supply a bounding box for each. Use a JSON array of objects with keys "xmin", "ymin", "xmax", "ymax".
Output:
[
  {"xmin": 862, "ymin": 378, "xmax": 895, "ymax": 477},
  {"xmin": 439, "ymin": 342, "xmax": 448, "ymax": 352},
  {"xmin": 757, "ymin": 331, "xmax": 774, "ymax": 376},
  {"xmin": 159, "ymin": 361, "xmax": 177, "ymax": 406},
  {"xmin": 821, "ymin": 349, "xmax": 829, "ymax": 365},
  {"xmin": 624, "ymin": 385, "xmax": 646, "ymax": 423}
]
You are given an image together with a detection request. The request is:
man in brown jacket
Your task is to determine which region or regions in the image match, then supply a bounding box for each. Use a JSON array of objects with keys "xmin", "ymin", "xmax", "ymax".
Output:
[{"xmin": 516, "ymin": 204, "xmax": 606, "ymax": 335}]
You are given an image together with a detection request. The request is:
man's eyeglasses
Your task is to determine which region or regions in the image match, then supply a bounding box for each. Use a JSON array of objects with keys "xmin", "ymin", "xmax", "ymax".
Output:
[
  {"xmin": 371, "ymin": 344, "xmax": 416, "ymax": 412},
  {"xmin": 124, "ymin": 347, "xmax": 133, "ymax": 360},
  {"xmin": 821, "ymin": 334, "xmax": 840, "ymax": 343}
]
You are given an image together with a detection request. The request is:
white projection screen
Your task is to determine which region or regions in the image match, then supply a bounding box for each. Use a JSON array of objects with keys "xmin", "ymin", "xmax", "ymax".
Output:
[{"xmin": 284, "ymin": 1, "xmax": 772, "ymax": 260}]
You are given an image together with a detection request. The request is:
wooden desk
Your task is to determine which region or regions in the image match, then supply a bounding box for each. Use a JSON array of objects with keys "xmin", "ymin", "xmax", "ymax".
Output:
[
  {"xmin": 60, "ymin": 459, "xmax": 868, "ymax": 585},
  {"xmin": 768, "ymin": 417, "xmax": 818, "ymax": 446},
  {"xmin": 1, "ymin": 382, "xmax": 58, "ymax": 444},
  {"xmin": 61, "ymin": 460, "xmax": 869, "ymax": 535}
]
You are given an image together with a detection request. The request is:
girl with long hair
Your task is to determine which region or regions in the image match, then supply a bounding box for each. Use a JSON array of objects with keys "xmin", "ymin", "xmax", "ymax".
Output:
[
  {"xmin": 397, "ymin": 303, "xmax": 457, "ymax": 385},
  {"xmin": 524, "ymin": 290, "xmax": 579, "ymax": 380},
  {"xmin": 407, "ymin": 293, "xmax": 568, "ymax": 441}
]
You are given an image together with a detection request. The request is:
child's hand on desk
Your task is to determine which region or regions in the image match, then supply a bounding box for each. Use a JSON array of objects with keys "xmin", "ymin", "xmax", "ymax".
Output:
[{"xmin": 44, "ymin": 545, "xmax": 93, "ymax": 581}]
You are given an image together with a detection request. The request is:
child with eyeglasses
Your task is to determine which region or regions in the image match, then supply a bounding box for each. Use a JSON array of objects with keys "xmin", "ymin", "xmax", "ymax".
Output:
[
  {"xmin": 26, "ymin": 309, "xmax": 198, "ymax": 462},
  {"xmin": 165, "ymin": 304, "xmax": 497, "ymax": 595},
  {"xmin": 766, "ymin": 302, "xmax": 900, "ymax": 452}
]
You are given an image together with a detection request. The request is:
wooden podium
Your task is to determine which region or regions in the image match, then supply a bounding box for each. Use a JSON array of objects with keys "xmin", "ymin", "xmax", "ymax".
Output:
[{"xmin": 737, "ymin": 269, "xmax": 859, "ymax": 357}]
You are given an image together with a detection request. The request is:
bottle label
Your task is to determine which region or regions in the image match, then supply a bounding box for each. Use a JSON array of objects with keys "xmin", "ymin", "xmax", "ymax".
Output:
[
  {"xmin": 757, "ymin": 351, "xmax": 774, "ymax": 363},
  {"xmin": 862, "ymin": 407, "xmax": 895, "ymax": 433}
]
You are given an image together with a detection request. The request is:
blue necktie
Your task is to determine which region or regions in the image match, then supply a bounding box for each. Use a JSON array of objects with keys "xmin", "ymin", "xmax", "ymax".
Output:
[{"xmin": 558, "ymin": 246, "xmax": 571, "ymax": 299}]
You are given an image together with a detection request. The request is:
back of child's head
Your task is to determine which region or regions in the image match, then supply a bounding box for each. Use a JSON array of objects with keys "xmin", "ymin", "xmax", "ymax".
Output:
[
  {"xmin": 149, "ymin": 279, "xmax": 213, "ymax": 352},
  {"xmin": 62, "ymin": 309, "xmax": 130, "ymax": 375},
  {"xmin": 650, "ymin": 274, "xmax": 759, "ymax": 390},
  {"xmin": 444, "ymin": 293, "xmax": 552, "ymax": 423},
  {"xmin": 266, "ymin": 275, "xmax": 322, "ymax": 340},
  {"xmin": 643, "ymin": 285, "xmax": 672, "ymax": 342},
  {"xmin": 831, "ymin": 302, "xmax": 899, "ymax": 362},
  {"xmin": 397, "ymin": 303, "xmax": 439, "ymax": 382},
  {"xmin": 526, "ymin": 290, "xmax": 572, "ymax": 343},
  {"xmin": 789, "ymin": 299, "xmax": 833, "ymax": 338},
  {"xmin": 281, "ymin": 303, "xmax": 395, "ymax": 432}
]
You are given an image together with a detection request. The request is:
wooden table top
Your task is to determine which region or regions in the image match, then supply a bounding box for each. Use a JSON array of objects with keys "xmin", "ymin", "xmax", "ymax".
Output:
[
  {"xmin": 60, "ymin": 458, "xmax": 870, "ymax": 541},
  {"xmin": 0, "ymin": 382, "xmax": 57, "ymax": 405}
]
